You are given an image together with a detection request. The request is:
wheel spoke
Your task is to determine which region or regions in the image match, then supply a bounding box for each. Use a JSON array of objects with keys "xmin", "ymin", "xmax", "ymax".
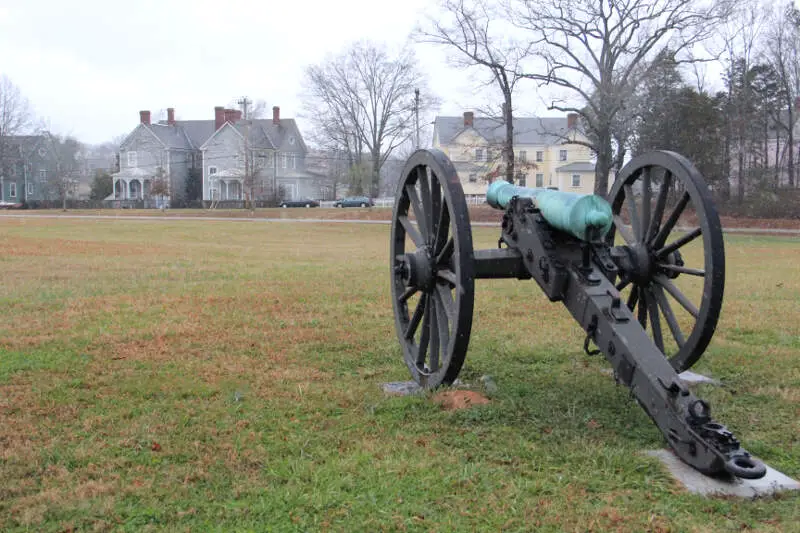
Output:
[
  {"xmin": 435, "ymin": 238, "xmax": 454, "ymax": 266},
  {"xmin": 653, "ymin": 284, "xmax": 685, "ymax": 348},
  {"xmin": 404, "ymin": 293, "xmax": 427, "ymax": 340},
  {"xmin": 627, "ymin": 285, "xmax": 639, "ymax": 311},
  {"xmin": 398, "ymin": 286, "xmax": 417, "ymax": 303},
  {"xmin": 641, "ymin": 167, "xmax": 651, "ymax": 243},
  {"xmin": 437, "ymin": 269, "xmax": 457, "ymax": 286},
  {"xmin": 656, "ymin": 227, "xmax": 702, "ymax": 258},
  {"xmin": 433, "ymin": 196, "xmax": 450, "ymax": 254},
  {"xmin": 637, "ymin": 287, "xmax": 648, "ymax": 329},
  {"xmin": 416, "ymin": 167, "xmax": 433, "ymax": 242},
  {"xmin": 646, "ymin": 287, "xmax": 664, "ymax": 352},
  {"xmin": 624, "ymin": 184, "xmax": 642, "ymax": 242},
  {"xmin": 657, "ymin": 263, "xmax": 705, "ymax": 277},
  {"xmin": 430, "ymin": 172, "xmax": 442, "ymax": 245},
  {"xmin": 435, "ymin": 283, "xmax": 456, "ymax": 324},
  {"xmin": 647, "ymin": 171, "xmax": 672, "ymax": 243},
  {"xmin": 416, "ymin": 296, "xmax": 431, "ymax": 367},
  {"xmin": 406, "ymin": 182, "xmax": 428, "ymax": 239},
  {"xmin": 429, "ymin": 294, "xmax": 440, "ymax": 372},
  {"xmin": 433, "ymin": 287, "xmax": 452, "ymax": 353},
  {"xmin": 399, "ymin": 216, "xmax": 424, "ymax": 248},
  {"xmin": 652, "ymin": 192, "xmax": 689, "ymax": 249},
  {"xmin": 613, "ymin": 216, "xmax": 636, "ymax": 245},
  {"xmin": 655, "ymin": 274, "xmax": 699, "ymax": 319}
]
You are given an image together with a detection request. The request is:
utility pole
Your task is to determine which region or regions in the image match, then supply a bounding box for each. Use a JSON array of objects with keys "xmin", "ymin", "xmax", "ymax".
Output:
[
  {"xmin": 237, "ymin": 96, "xmax": 254, "ymax": 209},
  {"xmin": 237, "ymin": 96, "xmax": 253, "ymax": 120},
  {"xmin": 414, "ymin": 88, "xmax": 420, "ymax": 150}
]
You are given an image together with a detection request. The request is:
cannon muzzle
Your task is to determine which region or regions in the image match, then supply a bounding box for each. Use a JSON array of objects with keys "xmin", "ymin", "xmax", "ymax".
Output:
[{"xmin": 486, "ymin": 181, "xmax": 613, "ymax": 241}]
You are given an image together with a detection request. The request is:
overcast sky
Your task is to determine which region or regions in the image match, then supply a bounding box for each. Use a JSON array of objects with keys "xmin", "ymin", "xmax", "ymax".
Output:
[
  {"xmin": 4, "ymin": 1, "xmax": 795, "ymax": 145},
  {"xmin": 0, "ymin": 0, "xmax": 547, "ymax": 145}
]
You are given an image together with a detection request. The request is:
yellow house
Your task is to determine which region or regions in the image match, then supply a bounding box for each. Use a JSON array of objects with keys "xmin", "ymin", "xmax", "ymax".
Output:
[{"xmin": 431, "ymin": 112, "xmax": 596, "ymax": 198}]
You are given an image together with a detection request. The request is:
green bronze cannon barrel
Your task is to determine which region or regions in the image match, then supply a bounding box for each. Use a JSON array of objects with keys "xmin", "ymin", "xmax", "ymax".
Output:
[{"xmin": 486, "ymin": 181, "xmax": 613, "ymax": 241}]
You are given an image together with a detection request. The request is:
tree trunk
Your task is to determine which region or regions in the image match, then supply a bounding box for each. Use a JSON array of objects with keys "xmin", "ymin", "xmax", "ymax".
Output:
[
  {"xmin": 502, "ymin": 98, "xmax": 514, "ymax": 184},
  {"xmin": 371, "ymin": 149, "xmax": 380, "ymax": 197},
  {"xmin": 594, "ymin": 129, "xmax": 613, "ymax": 198},
  {"xmin": 737, "ymin": 144, "xmax": 745, "ymax": 204},
  {"xmin": 788, "ymin": 106, "xmax": 795, "ymax": 187}
]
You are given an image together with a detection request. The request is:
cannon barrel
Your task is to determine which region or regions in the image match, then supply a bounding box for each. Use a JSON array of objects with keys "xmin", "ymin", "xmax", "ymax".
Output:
[{"xmin": 486, "ymin": 181, "xmax": 613, "ymax": 241}]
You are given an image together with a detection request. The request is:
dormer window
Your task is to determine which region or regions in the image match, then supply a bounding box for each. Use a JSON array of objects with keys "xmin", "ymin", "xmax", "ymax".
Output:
[{"xmin": 475, "ymin": 148, "xmax": 485, "ymax": 162}]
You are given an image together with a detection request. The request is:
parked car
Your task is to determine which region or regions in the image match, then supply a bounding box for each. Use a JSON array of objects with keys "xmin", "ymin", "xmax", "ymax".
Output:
[
  {"xmin": 279, "ymin": 198, "xmax": 320, "ymax": 208},
  {"xmin": 333, "ymin": 196, "xmax": 374, "ymax": 208}
]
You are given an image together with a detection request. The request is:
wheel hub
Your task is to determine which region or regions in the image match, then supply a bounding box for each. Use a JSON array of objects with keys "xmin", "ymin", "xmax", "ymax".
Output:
[
  {"xmin": 400, "ymin": 247, "xmax": 436, "ymax": 291},
  {"xmin": 613, "ymin": 244, "xmax": 655, "ymax": 285}
]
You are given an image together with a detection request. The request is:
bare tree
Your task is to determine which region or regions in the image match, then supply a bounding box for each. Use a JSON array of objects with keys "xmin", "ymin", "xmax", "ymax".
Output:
[
  {"xmin": 418, "ymin": 0, "xmax": 529, "ymax": 183},
  {"xmin": 508, "ymin": 0, "xmax": 732, "ymax": 196},
  {"xmin": 0, "ymin": 76, "xmax": 33, "ymax": 179},
  {"xmin": 303, "ymin": 41, "xmax": 436, "ymax": 196},
  {"xmin": 762, "ymin": 2, "xmax": 800, "ymax": 187},
  {"xmin": 42, "ymin": 133, "xmax": 81, "ymax": 210}
]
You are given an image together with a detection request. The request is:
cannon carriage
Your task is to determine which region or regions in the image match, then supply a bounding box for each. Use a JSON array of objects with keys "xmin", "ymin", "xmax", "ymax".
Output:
[{"xmin": 390, "ymin": 149, "xmax": 766, "ymax": 480}]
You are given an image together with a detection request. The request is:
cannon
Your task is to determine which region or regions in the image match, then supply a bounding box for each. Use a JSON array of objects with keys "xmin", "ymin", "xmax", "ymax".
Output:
[{"xmin": 390, "ymin": 149, "xmax": 767, "ymax": 480}]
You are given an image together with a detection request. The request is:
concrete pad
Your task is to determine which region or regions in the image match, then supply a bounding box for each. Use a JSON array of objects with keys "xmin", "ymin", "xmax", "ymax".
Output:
[
  {"xmin": 678, "ymin": 370, "xmax": 719, "ymax": 385},
  {"xmin": 381, "ymin": 381, "xmax": 422, "ymax": 396},
  {"xmin": 647, "ymin": 449, "xmax": 800, "ymax": 498}
]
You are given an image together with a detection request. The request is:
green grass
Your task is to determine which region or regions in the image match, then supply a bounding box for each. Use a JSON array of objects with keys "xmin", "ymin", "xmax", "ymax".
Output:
[{"xmin": 0, "ymin": 218, "xmax": 798, "ymax": 532}]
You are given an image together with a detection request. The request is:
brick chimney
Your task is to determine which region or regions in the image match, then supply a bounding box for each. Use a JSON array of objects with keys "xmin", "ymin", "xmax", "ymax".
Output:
[
  {"xmin": 463, "ymin": 111, "xmax": 474, "ymax": 128},
  {"xmin": 214, "ymin": 106, "xmax": 225, "ymax": 130},
  {"xmin": 272, "ymin": 106, "xmax": 280, "ymax": 125},
  {"xmin": 224, "ymin": 108, "xmax": 236, "ymax": 124},
  {"xmin": 167, "ymin": 108, "xmax": 175, "ymax": 126},
  {"xmin": 140, "ymin": 110, "xmax": 151, "ymax": 125},
  {"xmin": 795, "ymin": 96, "xmax": 800, "ymax": 110},
  {"xmin": 234, "ymin": 110, "xmax": 242, "ymax": 121},
  {"xmin": 567, "ymin": 113, "xmax": 578, "ymax": 129}
]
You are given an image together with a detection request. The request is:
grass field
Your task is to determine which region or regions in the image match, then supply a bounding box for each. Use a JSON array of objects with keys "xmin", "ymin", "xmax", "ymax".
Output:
[{"xmin": 0, "ymin": 216, "xmax": 798, "ymax": 532}]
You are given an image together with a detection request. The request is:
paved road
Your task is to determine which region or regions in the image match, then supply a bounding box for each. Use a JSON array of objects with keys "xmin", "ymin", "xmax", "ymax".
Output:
[{"xmin": 1, "ymin": 213, "xmax": 799, "ymax": 234}]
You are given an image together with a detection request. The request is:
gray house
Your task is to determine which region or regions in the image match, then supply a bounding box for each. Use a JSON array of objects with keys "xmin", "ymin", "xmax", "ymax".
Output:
[
  {"xmin": 113, "ymin": 106, "xmax": 319, "ymax": 206},
  {"xmin": 0, "ymin": 135, "xmax": 71, "ymax": 203}
]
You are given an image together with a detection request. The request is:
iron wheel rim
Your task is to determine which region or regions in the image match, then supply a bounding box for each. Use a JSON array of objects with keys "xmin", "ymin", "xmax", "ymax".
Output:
[
  {"xmin": 390, "ymin": 149, "xmax": 475, "ymax": 388},
  {"xmin": 607, "ymin": 151, "xmax": 725, "ymax": 372}
]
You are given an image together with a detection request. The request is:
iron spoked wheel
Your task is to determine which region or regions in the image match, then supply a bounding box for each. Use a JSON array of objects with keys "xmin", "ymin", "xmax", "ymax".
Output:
[
  {"xmin": 608, "ymin": 151, "xmax": 725, "ymax": 372},
  {"xmin": 390, "ymin": 149, "xmax": 475, "ymax": 388}
]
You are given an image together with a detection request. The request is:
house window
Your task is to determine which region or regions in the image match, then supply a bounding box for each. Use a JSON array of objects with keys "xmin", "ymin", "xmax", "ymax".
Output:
[
  {"xmin": 288, "ymin": 136, "xmax": 296, "ymax": 145},
  {"xmin": 127, "ymin": 151, "xmax": 138, "ymax": 167},
  {"xmin": 516, "ymin": 172, "xmax": 526, "ymax": 187},
  {"xmin": 291, "ymin": 154, "xmax": 297, "ymax": 170},
  {"xmin": 535, "ymin": 173, "xmax": 544, "ymax": 188},
  {"xmin": 208, "ymin": 166, "xmax": 217, "ymax": 176},
  {"xmin": 9, "ymin": 183, "xmax": 16, "ymax": 198},
  {"xmin": 536, "ymin": 151, "xmax": 543, "ymax": 162},
  {"xmin": 468, "ymin": 173, "xmax": 477, "ymax": 183},
  {"xmin": 560, "ymin": 149, "xmax": 568, "ymax": 161},
  {"xmin": 572, "ymin": 174, "xmax": 581, "ymax": 187},
  {"xmin": 518, "ymin": 150, "xmax": 527, "ymax": 163},
  {"xmin": 39, "ymin": 169, "xmax": 47, "ymax": 179},
  {"xmin": 38, "ymin": 147, "xmax": 46, "ymax": 157},
  {"xmin": 27, "ymin": 183, "xmax": 33, "ymax": 196},
  {"xmin": 475, "ymin": 148, "xmax": 485, "ymax": 162}
]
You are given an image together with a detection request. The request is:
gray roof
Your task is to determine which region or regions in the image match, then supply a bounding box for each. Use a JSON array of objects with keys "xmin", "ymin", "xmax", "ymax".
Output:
[
  {"xmin": 176, "ymin": 120, "xmax": 218, "ymax": 149},
  {"xmin": 556, "ymin": 162, "xmax": 595, "ymax": 173},
  {"xmin": 435, "ymin": 116, "xmax": 572, "ymax": 146},
  {"xmin": 149, "ymin": 123, "xmax": 192, "ymax": 150},
  {"xmin": 198, "ymin": 118, "xmax": 307, "ymax": 152}
]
